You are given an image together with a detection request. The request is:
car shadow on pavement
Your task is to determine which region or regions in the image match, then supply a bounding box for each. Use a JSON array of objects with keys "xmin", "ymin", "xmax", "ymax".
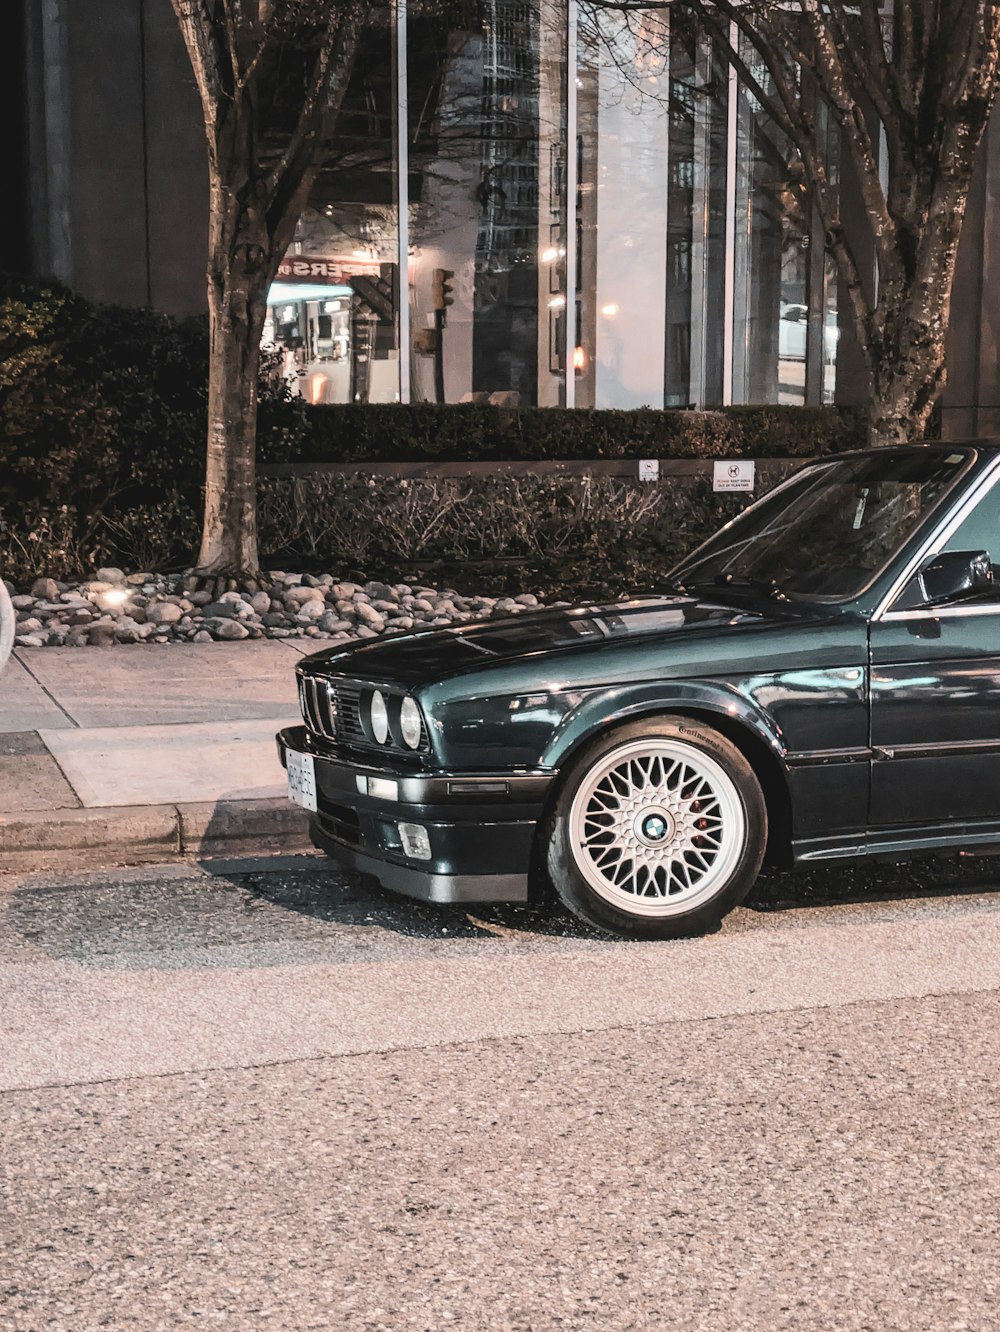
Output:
[
  {"xmin": 212, "ymin": 859, "xmax": 610, "ymax": 942},
  {"xmin": 747, "ymin": 854, "xmax": 1000, "ymax": 913},
  {"xmin": 202, "ymin": 853, "xmax": 1000, "ymax": 946}
]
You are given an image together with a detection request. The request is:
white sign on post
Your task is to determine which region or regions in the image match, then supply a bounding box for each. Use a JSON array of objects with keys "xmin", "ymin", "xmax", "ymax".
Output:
[
  {"xmin": 638, "ymin": 459, "xmax": 660, "ymax": 481},
  {"xmin": 713, "ymin": 460, "xmax": 756, "ymax": 492}
]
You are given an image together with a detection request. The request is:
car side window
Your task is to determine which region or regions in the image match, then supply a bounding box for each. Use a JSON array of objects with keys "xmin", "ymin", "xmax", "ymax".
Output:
[{"xmin": 943, "ymin": 478, "xmax": 1000, "ymax": 565}]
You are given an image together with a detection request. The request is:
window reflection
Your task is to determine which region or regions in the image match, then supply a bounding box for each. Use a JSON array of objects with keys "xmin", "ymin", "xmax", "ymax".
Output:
[
  {"xmin": 733, "ymin": 39, "xmax": 808, "ymax": 405},
  {"xmin": 406, "ymin": 2, "xmax": 567, "ymax": 407},
  {"xmin": 261, "ymin": 5, "xmax": 842, "ymax": 412},
  {"xmin": 263, "ymin": 23, "xmax": 400, "ymax": 404},
  {"xmin": 576, "ymin": 15, "xmax": 670, "ymax": 408}
]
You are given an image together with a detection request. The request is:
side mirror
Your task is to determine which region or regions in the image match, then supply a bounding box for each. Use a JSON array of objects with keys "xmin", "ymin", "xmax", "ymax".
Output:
[{"xmin": 915, "ymin": 549, "xmax": 996, "ymax": 606}]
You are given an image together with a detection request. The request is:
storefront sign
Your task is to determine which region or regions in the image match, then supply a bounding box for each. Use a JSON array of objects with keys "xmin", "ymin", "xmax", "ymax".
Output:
[
  {"xmin": 713, "ymin": 460, "xmax": 756, "ymax": 492},
  {"xmin": 277, "ymin": 255, "xmax": 381, "ymax": 283}
]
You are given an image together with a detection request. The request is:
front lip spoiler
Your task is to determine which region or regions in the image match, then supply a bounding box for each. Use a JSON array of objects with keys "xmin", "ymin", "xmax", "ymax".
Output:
[
  {"xmin": 276, "ymin": 725, "xmax": 553, "ymax": 807},
  {"xmin": 308, "ymin": 820, "xmax": 530, "ymax": 904}
]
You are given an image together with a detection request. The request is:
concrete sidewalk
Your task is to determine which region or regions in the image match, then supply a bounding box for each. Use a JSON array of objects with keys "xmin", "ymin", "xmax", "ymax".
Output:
[{"xmin": 0, "ymin": 642, "xmax": 316, "ymax": 872}]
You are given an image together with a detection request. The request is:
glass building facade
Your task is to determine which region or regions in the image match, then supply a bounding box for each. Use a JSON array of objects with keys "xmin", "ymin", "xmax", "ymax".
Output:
[{"xmin": 264, "ymin": 3, "xmax": 841, "ymax": 410}]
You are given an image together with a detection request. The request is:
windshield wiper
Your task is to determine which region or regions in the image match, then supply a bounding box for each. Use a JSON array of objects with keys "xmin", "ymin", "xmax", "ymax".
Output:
[{"xmin": 680, "ymin": 572, "xmax": 788, "ymax": 602}]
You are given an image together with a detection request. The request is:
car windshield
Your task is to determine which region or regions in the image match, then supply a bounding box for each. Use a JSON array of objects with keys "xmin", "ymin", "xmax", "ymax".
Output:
[{"xmin": 672, "ymin": 450, "xmax": 973, "ymax": 600}]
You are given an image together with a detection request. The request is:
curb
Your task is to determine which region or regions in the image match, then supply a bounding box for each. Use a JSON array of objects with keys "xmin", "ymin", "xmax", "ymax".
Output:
[{"xmin": 0, "ymin": 797, "xmax": 314, "ymax": 874}]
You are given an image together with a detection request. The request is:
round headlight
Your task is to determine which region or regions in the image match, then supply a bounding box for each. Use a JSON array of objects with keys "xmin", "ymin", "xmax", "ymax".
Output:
[
  {"xmin": 400, "ymin": 696, "xmax": 422, "ymax": 749},
  {"xmin": 370, "ymin": 690, "xmax": 389, "ymax": 744}
]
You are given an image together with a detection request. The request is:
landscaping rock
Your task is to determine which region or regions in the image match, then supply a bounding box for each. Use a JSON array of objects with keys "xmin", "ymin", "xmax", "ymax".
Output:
[
  {"xmin": 208, "ymin": 619, "xmax": 250, "ymax": 641},
  {"xmin": 201, "ymin": 600, "xmax": 241, "ymax": 619},
  {"xmin": 5, "ymin": 570, "xmax": 553, "ymax": 649},
  {"xmin": 319, "ymin": 613, "xmax": 353, "ymax": 633},
  {"xmin": 295, "ymin": 600, "xmax": 326, "ymax": 622},
  {"xmin": 146, "ymin": 602, "xmax": 183, "ymax": 625},
  {"xmin": 94, "ymin": 591, "xmax": 131, "ymax": 613}
]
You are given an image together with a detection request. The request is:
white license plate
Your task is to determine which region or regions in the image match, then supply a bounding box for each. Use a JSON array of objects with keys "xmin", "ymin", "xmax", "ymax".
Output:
[{"xmin": 286, "ymin": 750, "xmax": 317, "ymax": 812}]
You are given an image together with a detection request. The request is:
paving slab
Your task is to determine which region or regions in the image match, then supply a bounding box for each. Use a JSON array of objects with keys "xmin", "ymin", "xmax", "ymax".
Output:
[
  {"xmin": 39, "ymin": 717, "xmax": 297, "ymax": 808},
  {"xmin": 19, "ymin": 642, "xmax": 306, "ymax": 727},
  {"xmin": 0, "ymin": 732, "xmax": 80, "ymax": 813},
  {"xmin": 0, "ymin": 654, "xmax": 75, "ymax": 733}
]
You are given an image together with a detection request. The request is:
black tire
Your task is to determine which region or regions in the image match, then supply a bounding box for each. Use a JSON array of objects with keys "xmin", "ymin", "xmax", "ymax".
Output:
[{"xmin": 544, "ymin": 716, "xmax": 767, "ymax": 940}]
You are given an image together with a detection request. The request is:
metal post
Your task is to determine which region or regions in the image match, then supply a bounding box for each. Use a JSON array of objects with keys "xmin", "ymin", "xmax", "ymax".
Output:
[
  {"xmin": 393, "ymin": 0, "xmax": 411, "ymax": 403},
  {"xmin": 40, "ymin": 0, "xmax": 72, "ymax": 282},
  {"xmin": 660, "ymin": 8, "xmax": 672, "ymax": 407},
  {"xmin": 688, "ymin": 33, "xmax": 713, "ymax": 408},
  {"xmin": 564, "ymin": 0, "xmax": 578, "ymax": 408},
  {"xmin": 722, "ymin": 22, "xmax": 738, "ymax": 406}
]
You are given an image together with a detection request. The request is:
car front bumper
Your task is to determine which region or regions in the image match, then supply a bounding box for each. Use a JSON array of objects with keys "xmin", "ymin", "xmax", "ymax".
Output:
[{"xmin": 276, "ymin": 726, "xmax": 554, "ymax": 904}]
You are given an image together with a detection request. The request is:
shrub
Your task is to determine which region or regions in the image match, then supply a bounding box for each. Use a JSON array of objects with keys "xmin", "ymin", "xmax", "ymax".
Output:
[
  {"xmin": 259, "ymin": 400, "xmax": 867, "ymax": 466},
  {"xmin": 0, "ymin": 271, "xmax": 863, "ymax": 586},
  {"xmin": 0, "ymin": 274, "xmax": 290, "ymax": 580},
  {"xmin": 257, "ymin": 465, "xmax": 800, "ymax": 597},
  {"xmin": 0, "ymin": 273, "xmax": 208, "ymax": 577}
]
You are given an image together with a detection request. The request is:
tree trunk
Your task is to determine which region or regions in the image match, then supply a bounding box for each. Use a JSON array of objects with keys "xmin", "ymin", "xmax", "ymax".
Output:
[
  {"xmin": 197, "ymin": 185, "xmax": 273, "ymax": 577},
  {"xmin": 864, "ymin": 200, "xmax": 966, "ymax": 448},
  {"xmin": 865, "ymin": 330, "xmax": 946, "ymax": 448}
]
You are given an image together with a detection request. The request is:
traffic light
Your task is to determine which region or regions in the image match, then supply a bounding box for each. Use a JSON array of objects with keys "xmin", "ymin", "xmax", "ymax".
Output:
[{"xmin": 432, "ymin": 268, "xmax": 455, "ymax": 311}]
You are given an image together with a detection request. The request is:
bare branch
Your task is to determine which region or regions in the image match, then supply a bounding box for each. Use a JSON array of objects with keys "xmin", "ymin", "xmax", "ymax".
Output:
[
  {"xmin": 265, "ymin": 2, "xmax": 369, "ymax": 205},
  {"xmin": 220, "ymin": 0, "xmax": 245, "ymax": 94},
  {"xmin": 169, "ymin": 0, "xmax": 226, "ymax": 155}
]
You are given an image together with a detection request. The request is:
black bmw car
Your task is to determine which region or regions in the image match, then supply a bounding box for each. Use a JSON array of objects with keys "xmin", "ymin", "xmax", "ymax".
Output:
[{"xmin": 277, "ymin": 443, "xmax": 1000, "ymax": 939}]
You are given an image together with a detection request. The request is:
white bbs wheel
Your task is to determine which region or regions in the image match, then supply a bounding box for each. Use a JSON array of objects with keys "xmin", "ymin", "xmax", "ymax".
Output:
[
  {"xmin": 546, "ymin": 718, "xmax": 767, "ymax": 939},
  {"xmin": 569, "ymin": 739, "xmax": 745, "ymax": 917}
]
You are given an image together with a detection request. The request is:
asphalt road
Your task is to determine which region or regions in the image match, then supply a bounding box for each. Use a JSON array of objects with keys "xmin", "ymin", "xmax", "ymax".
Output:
[{"xmin": 2, "ymin": 856, "xmax": 1000, "ymax": 1331}]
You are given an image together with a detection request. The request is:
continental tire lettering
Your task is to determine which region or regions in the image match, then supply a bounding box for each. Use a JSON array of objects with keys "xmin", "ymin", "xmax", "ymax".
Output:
[{"xmin": 678, "ymin": 724, "xmax": 727, "ymax": 755}]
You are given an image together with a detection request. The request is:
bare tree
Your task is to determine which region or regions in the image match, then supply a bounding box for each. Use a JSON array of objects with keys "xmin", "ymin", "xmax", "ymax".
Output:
[
  {"xmin": 170, "ymin": 0, "xmax": 369, "ymax": 578},
  {"xmin": 590, "ymin": 1, "xmax": 1000, "ymax": 445}
]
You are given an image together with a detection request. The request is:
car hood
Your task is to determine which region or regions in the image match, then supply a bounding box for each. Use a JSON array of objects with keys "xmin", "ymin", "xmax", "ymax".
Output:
[{"xmin": 299, "ymin": 592, "xmax": 818, "ymax": 690}]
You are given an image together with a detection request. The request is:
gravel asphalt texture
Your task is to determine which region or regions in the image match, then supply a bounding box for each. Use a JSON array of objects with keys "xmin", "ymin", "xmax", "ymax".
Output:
[{"xmin": 2, "ymin": 857, "xmax": 1000, "ymax": 1331}]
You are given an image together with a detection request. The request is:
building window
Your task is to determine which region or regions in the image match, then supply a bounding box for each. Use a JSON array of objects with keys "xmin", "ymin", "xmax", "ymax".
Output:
[{"xmin": 265, "ymin": 3, "xmax": 839, "ymax": 411}]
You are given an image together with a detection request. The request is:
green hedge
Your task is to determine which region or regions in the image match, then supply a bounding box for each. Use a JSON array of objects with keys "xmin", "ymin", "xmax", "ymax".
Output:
[
  {"xmin": 0, "ymin": 273, "xmax": 208, "ymax": 575},
  {"xmin": 0, "ymin": 272, "xmax": 866, "ymax": 582},
  {"xmin": 260, "ymin": 400, "xmax": 867, "ymax": 465},
  {"xmin": 258, "ymin": 466, "xmax": 800, "ymax": 598}
]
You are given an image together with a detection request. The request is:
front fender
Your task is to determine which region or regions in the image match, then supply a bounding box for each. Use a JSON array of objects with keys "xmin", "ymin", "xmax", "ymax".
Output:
[{"xmin": 539, "ymin": 680, "xmax": 788, "ymax": 771}]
